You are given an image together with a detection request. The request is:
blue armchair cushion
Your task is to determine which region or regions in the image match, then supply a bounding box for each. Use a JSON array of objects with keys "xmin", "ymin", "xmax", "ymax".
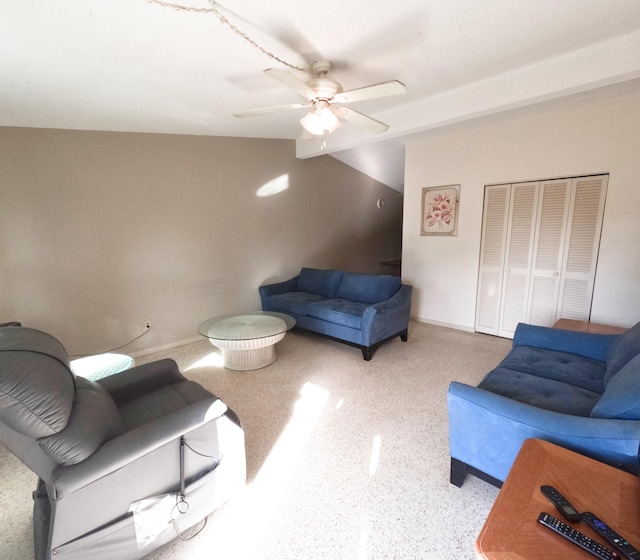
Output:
[
  {"xmin": 336, "ymin": 272, "xmax": 401, "ymax": 304},
  {"xmin": 606, "ymin": 321, "xmax": 640, "ymax": 383},
  {"xmin": 297, "ymin": 268, "xmax": 343, "ymax": 299},
  {"xmin": 592, "ymin": 353, "xmax": 640, "ymax": 420}
]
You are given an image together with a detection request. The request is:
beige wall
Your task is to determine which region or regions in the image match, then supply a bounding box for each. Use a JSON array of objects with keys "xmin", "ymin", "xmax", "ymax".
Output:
[
  {"xmin": 0, "ymin": 128, "xmax": 402, "ymax": 355},
  {"xmin": 403, "ymin": 87, "xmax": 640, "ymax": 331}
]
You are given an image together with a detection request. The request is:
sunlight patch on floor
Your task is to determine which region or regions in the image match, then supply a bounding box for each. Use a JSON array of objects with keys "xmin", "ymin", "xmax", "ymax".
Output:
[
  {"xmin": 184, "ymin": 351, "xmax": 224, "ymax": 370},
  {"xmin": 369, "ymin": 434, "xmax": 381, "ymax": 476},
  {"xmin": 191, "ymin": 381, "xmax": 329, "ymax": 559}
]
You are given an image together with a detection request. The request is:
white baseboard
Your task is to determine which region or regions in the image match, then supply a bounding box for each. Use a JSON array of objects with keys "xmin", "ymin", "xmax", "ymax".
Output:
[
  {"xmin": 130, "ymin": 335, "xmax": 204, "ymax": 359},
  {"xmin": 410, "ymin": 316, "xmax": 475, "ymax": 333}
]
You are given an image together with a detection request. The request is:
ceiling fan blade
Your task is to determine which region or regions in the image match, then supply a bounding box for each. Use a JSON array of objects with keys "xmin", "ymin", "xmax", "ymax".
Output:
[
  {"xmin": 264, "ymin": 68, "xmax": 317, "ymax": 101},
  {"xmin": 234, "ymin": 102, "xmax": 311, "ymax": 118},
  {"xmin": 334, "ymin": 80, "xmax": 406, "ymax": 104},
  {"xmin": 335, "ymin": 107, "xmax": 390, "ymax": 134}
]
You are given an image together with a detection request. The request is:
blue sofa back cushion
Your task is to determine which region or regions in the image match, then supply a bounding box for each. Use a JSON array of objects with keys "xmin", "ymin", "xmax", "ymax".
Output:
[
  {"xmin": 605, "ymin": 321, "xmax": 640, "ymax": 383},
  {"xmin": 513, "ymin": 323, "xmax": 617, "ymax": 363},
  {"xmin": 336, "ymin": 272, "xmax": 401, "ymax": 304},
  {"xmin": 592, "ymin": 353, "xmax": 640, "ymax": 420},
  {"xmin": 297, "ymin": 268, "xmax": 343, "ymax": 299}
]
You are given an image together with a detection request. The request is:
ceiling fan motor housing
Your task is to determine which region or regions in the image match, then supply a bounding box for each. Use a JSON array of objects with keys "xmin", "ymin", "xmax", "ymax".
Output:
[
  {"xmin": 307, "ymin": 77, "xmax": 343, "ymax": 100},
  {"xmin": 311, "ymin": 59, "xmax": 333, "ymax": 75}
]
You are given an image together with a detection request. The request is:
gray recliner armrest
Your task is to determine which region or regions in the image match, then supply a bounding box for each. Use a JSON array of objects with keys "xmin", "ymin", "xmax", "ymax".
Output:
[
  {"xmin": 97, "ymin": 358, "xmax": 186, "ymax": 405},
  {"xmin": 50, "ymin": 396, "xmax": 228, "ymax": 498}
]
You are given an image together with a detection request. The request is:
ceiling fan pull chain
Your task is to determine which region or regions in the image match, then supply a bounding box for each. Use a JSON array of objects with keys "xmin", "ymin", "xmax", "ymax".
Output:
[{"xmin": 145, "ymin": 0, "xmax": 307, "ymax": 73}]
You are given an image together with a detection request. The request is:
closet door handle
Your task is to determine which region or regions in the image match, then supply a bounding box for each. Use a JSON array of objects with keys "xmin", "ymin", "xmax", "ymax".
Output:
[{"xmin": 553, "ymin": 272, "xmax": 559, "ymax": 277}]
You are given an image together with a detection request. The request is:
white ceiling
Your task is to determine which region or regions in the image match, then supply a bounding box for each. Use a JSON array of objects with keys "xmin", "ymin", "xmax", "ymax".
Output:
[{"xmin": 3, "ymin": 0, "xmax": 640, "ymax": 192}]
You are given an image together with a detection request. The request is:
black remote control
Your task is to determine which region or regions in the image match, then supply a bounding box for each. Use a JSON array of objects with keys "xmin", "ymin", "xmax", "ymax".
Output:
[
  {"xmin": 582, "ymin": 512, "xmax": 640, "ymax": 559},
  {"xmin": 538, "ymin": 512, "xmax": 621, "ymax": 559},
  {"xmin": 541, "ymin": 485, "xmax": 582, "ymax": 521}
]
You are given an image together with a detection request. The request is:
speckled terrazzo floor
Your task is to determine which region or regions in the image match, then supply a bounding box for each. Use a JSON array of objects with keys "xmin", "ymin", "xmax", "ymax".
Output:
[{"xmin": 0, "ymin": 321, "xmax": 512, "ymax": 560}]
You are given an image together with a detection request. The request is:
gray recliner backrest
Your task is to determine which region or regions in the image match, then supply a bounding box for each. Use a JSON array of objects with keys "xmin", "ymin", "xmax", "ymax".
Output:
[{"xmin": 0, "ymin": 327, "xmax": 125, "ymax": 482}]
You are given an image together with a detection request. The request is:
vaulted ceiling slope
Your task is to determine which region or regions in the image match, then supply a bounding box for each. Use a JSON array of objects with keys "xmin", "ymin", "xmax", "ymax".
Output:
[{"xmin": 2, "ymin": 1, "xmax": 640, "ymax": 191}]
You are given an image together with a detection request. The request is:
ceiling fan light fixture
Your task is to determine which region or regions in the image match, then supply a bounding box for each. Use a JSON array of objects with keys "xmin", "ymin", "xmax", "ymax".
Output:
[
  {"xmin": 300, "ymin": 100, "xmax": 340, "ymax": 136},
  {"xmin": 300, "ymin": 111, "xmax": 324, "ymax": 135}
]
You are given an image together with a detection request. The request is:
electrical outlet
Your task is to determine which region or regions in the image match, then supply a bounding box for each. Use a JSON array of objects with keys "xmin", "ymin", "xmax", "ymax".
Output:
[{"xmin": 145, "ymin": 320, "xmax": 151, "ymax": 329}]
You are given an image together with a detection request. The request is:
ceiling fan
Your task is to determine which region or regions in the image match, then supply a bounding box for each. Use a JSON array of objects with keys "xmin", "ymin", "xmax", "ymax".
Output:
[{"xmin": 234, "ymin": 59, "xmax": 406, "ymax": 137}]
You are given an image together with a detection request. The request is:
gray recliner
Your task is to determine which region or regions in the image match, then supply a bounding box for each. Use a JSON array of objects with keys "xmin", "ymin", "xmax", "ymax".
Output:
[{"xmin": 0, "ymin": 326, "xmax": 246, "ymax": 560}]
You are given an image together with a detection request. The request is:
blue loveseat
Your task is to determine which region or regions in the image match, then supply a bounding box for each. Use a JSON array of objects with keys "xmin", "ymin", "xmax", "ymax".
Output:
[
  {"xmin": 259, "ymin": 268, "xmax": 412, "ymax": 360},
  {"xmin": 448, "ymin": 320, "xmax": 640, "ymax": 487}
]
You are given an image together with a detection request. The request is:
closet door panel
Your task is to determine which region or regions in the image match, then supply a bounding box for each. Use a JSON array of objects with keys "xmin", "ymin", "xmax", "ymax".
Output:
[
  {"xmin": 558, "ymin": 175, "xmax": 608, "ymax": 320},
  {"xmin": 527, "ymin": 179, "xmax": 571, "ymax": 326},
  {"xmin": 475, "ymin": 185, "xmax": 510, "ymax": 335},
  {"xmin": 474, "ymin": 174, "xmax": 606, "ymax": 338},
  {"xmin": 498, "ymin": 182, "xmax": 539, "ymax": 337}
]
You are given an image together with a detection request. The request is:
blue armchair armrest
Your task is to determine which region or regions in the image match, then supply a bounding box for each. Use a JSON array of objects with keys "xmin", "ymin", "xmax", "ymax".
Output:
[
  {"xmin": 513, "ymin": 323, "xmax": 619, "ymax": 362},
  {"xmin": 448, "ymin": 381, "xmax": 640, "ymax": 483}
]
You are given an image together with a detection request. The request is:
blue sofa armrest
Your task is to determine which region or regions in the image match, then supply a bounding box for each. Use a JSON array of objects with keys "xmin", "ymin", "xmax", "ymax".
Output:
[
  {"xmin": 448, "ymin": 381, "xmax": 640, "ymax": 482},
  {"xmin": 259, "ymin": 276, "xmax": 299, "ymax": 306},
  {"xmin": 513, "ymin": 323, "xmax": 619, "ymax": 362},
  {"xmin": 361, "ymin": 284, "xmax": 412, "ymax": 344}
]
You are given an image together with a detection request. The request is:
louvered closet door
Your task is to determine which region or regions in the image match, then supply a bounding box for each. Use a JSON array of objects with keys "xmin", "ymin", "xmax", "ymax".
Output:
[
  {"xmin": 526, "ymin": 179, "xmax": 571, "ymax": 326},
  {"xmin": 498, "ymin": 182, "xmax": 539, "ymax": 337},
  {"xmin": 475, "ymin": 185, "xmax": 510, "ymax": 335},
  {"xmin": 475, "ymin": 174, "xmax": 607, "ymax": 339},
  {"xmin": 557, "ymin": 175, "xmax": 608, "ymax": 320}
]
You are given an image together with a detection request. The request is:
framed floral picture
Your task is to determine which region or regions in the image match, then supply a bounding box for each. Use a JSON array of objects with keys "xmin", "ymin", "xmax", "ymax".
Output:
[{"xmin": 421, "ymin": 185, "xmax": 460, "ymax": 236}]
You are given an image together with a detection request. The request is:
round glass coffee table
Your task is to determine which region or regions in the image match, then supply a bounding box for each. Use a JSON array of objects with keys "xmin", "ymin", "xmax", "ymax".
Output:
[{"xmin": 197, "ymin": 312, "xmax": 296, "ymax": 371}]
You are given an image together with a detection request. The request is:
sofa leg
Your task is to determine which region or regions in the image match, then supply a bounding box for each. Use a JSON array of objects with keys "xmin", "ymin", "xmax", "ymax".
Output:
[
  {"xmin": 362, "ymin": 347, "xmax": 373, "ymax": 361},
  {"xmin": 400, "ymin": 329, "xmax": 408, "ymax": 342},
  {"xmin": 450, "ymin": 458, "xmax": 468, "ymax": 487}
]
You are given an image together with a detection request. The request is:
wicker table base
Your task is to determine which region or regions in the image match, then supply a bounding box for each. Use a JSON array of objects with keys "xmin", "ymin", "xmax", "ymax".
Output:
[
  {"xmin": 209, "ymin": 332, "xmax": 286, "ymax": 370},
  {"xmin": 198, "ymin": 312, "xmax": 295, "ymax": 371}
]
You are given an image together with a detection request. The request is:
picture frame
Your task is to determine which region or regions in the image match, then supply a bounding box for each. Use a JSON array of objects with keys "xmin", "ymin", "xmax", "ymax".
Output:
[{"xmin": 421, "ymin": 184, "xmax": 460, "ymax": 236}]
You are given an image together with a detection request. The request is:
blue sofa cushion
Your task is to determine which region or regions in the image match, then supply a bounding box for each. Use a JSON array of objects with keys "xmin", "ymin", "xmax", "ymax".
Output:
[
  {"xmin": 478, "ymin": 367, "xmax": 601, "ymax": 417},
  {"xmin": 262, "ymin": 292, "xmax": 326, "ymax": 315},
  {"xmin": 336, "ymin": 272, "xmax": 401, "ymax": 304},
  {"xmin": 498, "ymin": 346, "xmax": 606, "ymax": 394},
  {"xmin": 606, "ymin": 321, "xmax": 640, "ymax": 383},
  {"xmin": 297, "ymin": 268, "xmax": 343, "ymax": 299},
  {"xmin": 306, "ymin": 299, "xmax": 369, "ymax": 329},
  {"xmin": 592, "ymin": 353, "xmax": 640, "ymax": 419}
]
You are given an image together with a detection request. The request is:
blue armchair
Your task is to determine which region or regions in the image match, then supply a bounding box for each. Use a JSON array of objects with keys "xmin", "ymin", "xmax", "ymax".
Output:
[{"xmin": 448, "ymin": 321, "xmax": 640, "ymax": 487}]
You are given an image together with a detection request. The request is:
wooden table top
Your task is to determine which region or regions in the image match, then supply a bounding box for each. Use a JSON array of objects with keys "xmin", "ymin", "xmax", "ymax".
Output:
[
  {"xmin": 553, "ymin": 318, "xmax": 627, "ymax": 335},
  {"xmin": 476, "ymin": 438, "xmax": 640, "ymax": 559}
]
